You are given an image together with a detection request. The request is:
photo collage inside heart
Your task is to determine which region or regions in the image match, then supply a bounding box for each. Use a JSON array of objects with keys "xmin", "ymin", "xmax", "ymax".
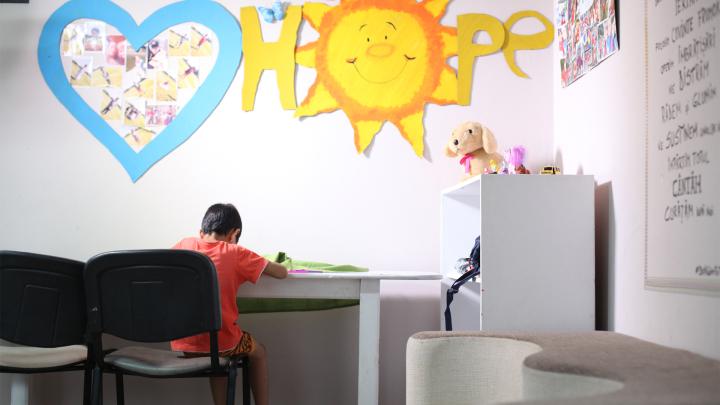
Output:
[{"xmin": 60, "ymin": 20, "xmax": 219, "ymax": 152}]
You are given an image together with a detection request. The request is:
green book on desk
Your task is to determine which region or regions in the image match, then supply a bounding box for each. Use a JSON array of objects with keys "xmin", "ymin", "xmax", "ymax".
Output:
[
  {"xmin": 236, "ymin": 252, "xmax": 368, "ymax": 313},
  {"xmin": 263, "ymin": 251, "xmax": 369, "ymax": 273}
]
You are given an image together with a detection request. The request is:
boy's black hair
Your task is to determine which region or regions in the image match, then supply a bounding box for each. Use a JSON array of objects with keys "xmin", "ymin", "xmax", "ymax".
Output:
[{"xmin": 201, "ymin": 203, "xmax": 242, "ymax": 239}]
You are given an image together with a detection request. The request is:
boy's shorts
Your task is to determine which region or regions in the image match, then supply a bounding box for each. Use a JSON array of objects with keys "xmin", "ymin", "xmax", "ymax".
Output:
[{"xmin": 183, "ymin": 331, "xmax": 256, "ymax": 358}]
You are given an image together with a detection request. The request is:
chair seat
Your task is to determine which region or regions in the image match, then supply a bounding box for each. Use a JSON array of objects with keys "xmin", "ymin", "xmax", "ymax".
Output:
[
  {"xmin": 0, "ymin": 344, "xmax": 87, "ymax": 369},
  {"xmin": 105, "ymin": 346, "xmax": 229, "ymax": 376}
]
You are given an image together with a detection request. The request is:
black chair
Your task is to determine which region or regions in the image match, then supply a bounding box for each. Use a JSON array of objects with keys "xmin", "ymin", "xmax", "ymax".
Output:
[
  {"xmin": 84, "ymin": 249, "xmax": 250, "ymax": 405},
  {"xmin": 0, "ymin": 250, "xmax": 92, "ymax": 405}
]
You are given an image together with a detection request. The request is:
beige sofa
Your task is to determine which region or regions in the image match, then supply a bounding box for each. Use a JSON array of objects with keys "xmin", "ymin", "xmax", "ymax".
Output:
[{"xmin": 406, "ymin": 331, "xmax": 720, "ymax": 404}]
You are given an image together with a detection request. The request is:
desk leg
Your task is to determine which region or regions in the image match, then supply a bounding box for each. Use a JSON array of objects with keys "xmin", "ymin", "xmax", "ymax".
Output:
[
  {"xmin": 10, "ymin": 374, "xmax": 29, "ymax": 405},
  {"xmin": 358, "ymin": 279, "xmax": 380, "ymax": 405}
]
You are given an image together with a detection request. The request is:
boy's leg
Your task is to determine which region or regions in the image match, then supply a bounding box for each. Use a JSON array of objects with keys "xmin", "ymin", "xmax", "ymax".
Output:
[
  {"xmin": 209, "ymin": 342, "xmax": 268, "ymax": 405},
  {"xmin": 210, "ymin": 376, "xmax": 227, "ymax": 405},
  {"xmin": 248, "ymin": 342, "xmax": 268, "ymax": 405}
]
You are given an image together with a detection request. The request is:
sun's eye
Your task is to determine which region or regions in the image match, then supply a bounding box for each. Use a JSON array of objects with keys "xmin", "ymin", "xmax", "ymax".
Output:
[
  {"xmin": 366, "ymin": 37, "xmax": 370, "ymax": 42},
  {"xmin": 384, "ymin": 35, "xmax": 388, "ymax": 40}
]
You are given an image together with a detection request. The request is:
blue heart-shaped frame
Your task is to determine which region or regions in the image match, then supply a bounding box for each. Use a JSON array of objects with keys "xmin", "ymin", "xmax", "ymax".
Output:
[{"xmin": 38, "ymin": 0, "xmax": 242, "ymax": 181}]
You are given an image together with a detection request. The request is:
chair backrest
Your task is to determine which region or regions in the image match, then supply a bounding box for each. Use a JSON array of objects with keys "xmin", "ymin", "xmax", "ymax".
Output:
[
  {"xmin": 84, "ymin": 249, "xmax": 221, "ymax": 343},
  {"xmin": 0, "ymin": 250, "xmax": 86, "ymax": 347}
]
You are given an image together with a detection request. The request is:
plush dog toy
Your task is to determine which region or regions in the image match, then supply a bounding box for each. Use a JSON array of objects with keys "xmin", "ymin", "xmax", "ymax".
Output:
[{"xmin": 445, "ymin": 122, "xmax": 504, "ymax": 178}]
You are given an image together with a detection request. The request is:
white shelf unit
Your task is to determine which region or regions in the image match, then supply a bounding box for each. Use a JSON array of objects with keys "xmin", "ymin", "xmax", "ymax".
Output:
[{"xmin": 440, "ymin": 175, "xmax": 595, "ymax": 332}]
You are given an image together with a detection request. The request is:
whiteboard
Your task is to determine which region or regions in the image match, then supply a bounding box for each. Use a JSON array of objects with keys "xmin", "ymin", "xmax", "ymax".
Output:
[{"xmin": 646, "ymin": 0, "xmax": 720, "ymax": 293}]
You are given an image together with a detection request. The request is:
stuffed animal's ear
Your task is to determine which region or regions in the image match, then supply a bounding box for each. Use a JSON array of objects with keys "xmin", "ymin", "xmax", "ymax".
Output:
[
  {"xmin": 481, "ymin": 126, "xmax": 498, "ymax": 154},
  {"xmin": 445, "ymin": 144, "xmax": 458, "ymax": 157}
]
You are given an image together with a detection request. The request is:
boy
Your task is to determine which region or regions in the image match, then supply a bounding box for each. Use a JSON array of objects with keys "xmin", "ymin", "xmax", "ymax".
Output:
[{"xmin": 171, "ymin": 203, "xmax": 287, "ymax": 405}]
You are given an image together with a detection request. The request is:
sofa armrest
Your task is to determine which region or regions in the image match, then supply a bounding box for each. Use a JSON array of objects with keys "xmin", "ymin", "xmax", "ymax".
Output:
[{"xmin": 406, "ymin": 334, "xmax": 540, "ymax": 405}]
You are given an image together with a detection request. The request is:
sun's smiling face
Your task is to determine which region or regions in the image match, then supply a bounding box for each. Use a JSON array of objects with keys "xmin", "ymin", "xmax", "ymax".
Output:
[
  {"xmin": 296, "ymin": 0, "xmax": 457, "ymax": 157},
  {"xmin": 325, "ymin": 10, "xmax": 429, "ymax": 99}
]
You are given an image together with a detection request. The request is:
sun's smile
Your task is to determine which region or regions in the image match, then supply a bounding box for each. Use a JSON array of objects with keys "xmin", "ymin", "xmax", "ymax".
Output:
[
  {"xmin": 295, "ymin": 0, "xmax": 458, "ymax": 157},
  {"xmin": 347, "ymin": 53, "xmax": 415, "ymax": 84}
]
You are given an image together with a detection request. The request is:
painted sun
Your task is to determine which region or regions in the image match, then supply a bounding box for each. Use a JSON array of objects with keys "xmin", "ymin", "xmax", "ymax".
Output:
[{"xmin": 295, "ymin": 0, "xmax": 458, "ymax": 157}]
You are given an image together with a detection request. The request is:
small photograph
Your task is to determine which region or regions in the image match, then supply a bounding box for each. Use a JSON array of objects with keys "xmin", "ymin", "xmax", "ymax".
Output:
[
  {"xmin": 582, "ymin": 32, "xmax": 592, "ymax": 67},
  {"xmin": 124, "ymin": 70, "xmax": 154, "ymax": 99},
  {"xmin": 126, "ymin": 45, "xmax": 148, "ymax": 74},
  {"xmin": 168, "ymin": 27, "xmax": 190, "ymax": 57},
  {"xmin": 557, "ymin": 27, "xmax": 567, "ymax": 58},
  {"xmin": 99, "ymin": 89, "xmax": 122, "ymax": 121},
  {"xmin": 123, "ymin": 100, "xmax": 146, "ymax": 127},
  {"xmin": 575, "ymin": 42, "xmax": 584, "ymax": 75},
  {"xmin": 556, "ymin": 0, "xmax": 568, "ymax": 27},
  {"xmin": 156, "ymin": 70, "xmax": 177, "ymax": 102},
  {"xmin": 595, "ymin": 23, "xmax": 605, "ymax": 62},
  {"xmin": 605, "ymin": 18, "xmax": 617, "ymax": 54},
  {"xmin": 91, "ymin": 66, "xmax": 122, "ymax": 87},
  {"xmin": 106, "ymin": 35, "xmax": 127, "ymax": 66},
  {"xmin": 589, "ymin": 26, "xmax": 598, "ymax": 65},
  {"xmin": 560, "ymin": 58, "xmax": 570, "ymax": 87},
  {"xmin": 178, "ymin": 58, "xmax": 201, "ymax": 89},
  {"xmin": 124, "ymin": 127, "xmax": 157, "ymax": 150},
  {"xmin": 190, "ymin": 25, "xmax": 213, "ymax": 57},
  {"xmin": 146, "ymin": 104, "xmax": 177, "ymax": 126},
  {"xmin": 70, "ymin": 57, "xmax": 93, "ymax": 86},
  {"xmin": 83, "ymin": 21, "xmax": 105, "ymax": 52},
  {"xmin": 147, "ymin": 37, "xmax": 168, "ymax": 70},
  {"xmin": 62, "ymin": 23, "xmax": 85, "ymax": 56}
]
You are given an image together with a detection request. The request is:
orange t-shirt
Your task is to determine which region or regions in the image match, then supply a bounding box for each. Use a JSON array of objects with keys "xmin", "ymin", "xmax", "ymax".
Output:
[{"xmin": 170, "ymin": 237, "xmax": 268, "ymax": 353}]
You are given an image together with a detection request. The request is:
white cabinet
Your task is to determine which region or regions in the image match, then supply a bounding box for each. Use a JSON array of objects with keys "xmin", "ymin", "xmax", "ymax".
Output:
[{"xmin": 440, "ymin": 175, "xmax": 595, "ymax": 331}]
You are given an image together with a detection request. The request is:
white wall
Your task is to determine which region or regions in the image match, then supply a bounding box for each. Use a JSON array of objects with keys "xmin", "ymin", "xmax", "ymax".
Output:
[
  {"xmin": 553, "ymin": 1, "xmax": 720, "ymax": 359},
  {"xmin": 0, "ymin": 1, "xmax": 554, "ymax": 404}
]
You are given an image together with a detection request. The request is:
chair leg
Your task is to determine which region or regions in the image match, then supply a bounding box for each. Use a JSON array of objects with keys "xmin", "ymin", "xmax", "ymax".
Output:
[
  {"xmin": 115, "ymin": 373, "xmax": 125, "ymax": 405},
  {"xmin": 226, "ymin": 366, "xmax": 237, "ymax": 405},
  {"xmin": 242, "ymin": 358, "xmax": 250, "ymax": 405},
  {"xmin": 9, "ymin": 374, "xmax": 29, "ymax": 405},
  {"xmin": 90, "ymin": 366, "xmax": 103, "ymax": 405},
  {"xmin": 83, "ymin": 364, "xmax": 92, "ymax": 405}
]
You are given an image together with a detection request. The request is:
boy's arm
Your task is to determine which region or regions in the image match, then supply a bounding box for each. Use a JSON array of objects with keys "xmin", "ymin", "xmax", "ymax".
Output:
[{"xmin": 262, "ymin": 261, "xmax": 288, "ymax": 279}]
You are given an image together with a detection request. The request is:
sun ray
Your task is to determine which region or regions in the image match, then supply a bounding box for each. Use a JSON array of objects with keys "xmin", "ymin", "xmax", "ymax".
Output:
[
  {"xmin": 422, "ymin": 0, "xmax": 451, "ymax": 19},
  {"xmin": 295, "ymin": 82, "xmax": 340, "ymax": 117},
  {"xmin": 429, "ymin": 67, "xmax": 458, "ymax": 105},
  {"xmin": 296, "ymin": 43, "xmax": 316, "ymax": 68},
  {"xmin": 302, "ymin": 3, "xmax": 331, "ymax": 31},
  {"xmin": 353, "ymin": 120, "xmax": 384, "ymax": 154},
  {"xmin": 440, "ymin": 28, "xmax": 457, "ymax": 59},
  {"xmin": 394, "ymin": 111, "xmax": 425, "ymax": 157}
]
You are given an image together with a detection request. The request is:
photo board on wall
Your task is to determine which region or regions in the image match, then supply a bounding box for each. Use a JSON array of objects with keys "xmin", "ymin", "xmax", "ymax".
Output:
[
  {"xmin": 556, "ymin": 0, "xmax": 619, "ymax": 87},
  {"xmin": 645, "ymin": 0, "xmax": 720, "ymax": 293}
]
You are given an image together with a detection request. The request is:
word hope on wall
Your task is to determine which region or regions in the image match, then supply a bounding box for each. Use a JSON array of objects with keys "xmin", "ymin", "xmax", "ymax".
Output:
[{"xmin": 38, "ymin": 0, "xmax": 552, "ymax": 181}]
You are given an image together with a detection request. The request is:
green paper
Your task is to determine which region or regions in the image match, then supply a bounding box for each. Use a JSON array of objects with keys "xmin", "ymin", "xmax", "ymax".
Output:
[{"xmin": 263, "ymin": 252, "xmax": 368, "ymax": 273}]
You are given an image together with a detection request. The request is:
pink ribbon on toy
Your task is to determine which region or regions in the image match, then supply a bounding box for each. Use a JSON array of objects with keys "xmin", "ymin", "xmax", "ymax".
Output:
[{"xmin": 459, "ymin": 153, "xmax": 472, "ymax": 174}]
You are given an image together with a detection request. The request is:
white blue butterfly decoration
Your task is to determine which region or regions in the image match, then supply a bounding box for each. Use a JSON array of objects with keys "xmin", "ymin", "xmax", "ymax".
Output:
[{"xmin": 258, "ymin": 1, "xmax": 286, "ymax": 23}]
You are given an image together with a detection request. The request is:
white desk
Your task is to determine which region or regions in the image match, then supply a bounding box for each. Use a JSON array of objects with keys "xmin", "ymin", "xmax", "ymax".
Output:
[{"xmin": 237, "ymin": 271, "xmax": 441, "ymax": 405}]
